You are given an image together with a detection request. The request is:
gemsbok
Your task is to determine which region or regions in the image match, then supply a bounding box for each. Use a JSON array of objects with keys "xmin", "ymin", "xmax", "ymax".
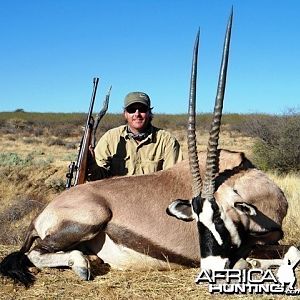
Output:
[{"xmin": 0, "ymin": 11, "xmax": 292, "ymax": 287}]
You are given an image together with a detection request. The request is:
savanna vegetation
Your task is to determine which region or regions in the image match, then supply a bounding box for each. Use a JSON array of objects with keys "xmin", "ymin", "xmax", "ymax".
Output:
[{"xmin": 0, "ymin": 110, "xmax": 299, "ymax": 299}]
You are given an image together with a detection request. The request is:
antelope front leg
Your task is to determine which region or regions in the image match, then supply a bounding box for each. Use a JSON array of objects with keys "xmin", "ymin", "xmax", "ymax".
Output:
[
  {"xmin": 247, "ymin": 246, "xmax": 300, "ymax": 270},
  {"xmin": 246, "ymin": 257, "xmax": 284, "ymax": 269},
  {"xmin": 27, "ymin": 249, "xmax": 91, "ymax": 280}
]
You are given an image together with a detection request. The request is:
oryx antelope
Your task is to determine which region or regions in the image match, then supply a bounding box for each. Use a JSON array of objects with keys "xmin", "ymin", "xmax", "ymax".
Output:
[{"xmin": 0, "ymin": 12, "xmax": 290, "ymax": 287}]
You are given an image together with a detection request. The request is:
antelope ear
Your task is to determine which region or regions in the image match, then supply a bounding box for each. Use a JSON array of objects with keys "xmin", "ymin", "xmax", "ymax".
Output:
[
  {"xmin": 166, "ymin": 199, "xmax": 194, "ymax": 222},
  {"xmin": 234, "ymin": 202, "xmax": 257, "ymax": 216}
]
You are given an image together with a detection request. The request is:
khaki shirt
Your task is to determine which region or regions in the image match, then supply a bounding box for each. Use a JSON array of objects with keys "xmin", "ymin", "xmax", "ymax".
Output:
[{"xmin": 89, "ymin": 125, "xmax": 183, "ymax": 180}]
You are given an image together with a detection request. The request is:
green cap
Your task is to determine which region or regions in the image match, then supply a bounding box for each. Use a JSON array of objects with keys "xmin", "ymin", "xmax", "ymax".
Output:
[{"xmin": 124, "ymin": 92, "xmax": 151, "ymax": 108}]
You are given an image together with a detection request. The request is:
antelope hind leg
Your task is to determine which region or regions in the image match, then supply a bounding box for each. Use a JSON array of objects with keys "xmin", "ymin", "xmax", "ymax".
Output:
[
  {"xmin": 28, "ymin": 203, "xmax": 112, "ymax": 280},
  {"xmin": 28, "ymin": 249, "xmax": 91, "ymax": 280}
]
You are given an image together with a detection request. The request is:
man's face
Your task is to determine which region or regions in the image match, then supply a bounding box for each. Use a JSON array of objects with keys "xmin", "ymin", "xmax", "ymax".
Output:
[{"xmin": 124, "ymin": 103, "xmax": 150, "ymax": 133}]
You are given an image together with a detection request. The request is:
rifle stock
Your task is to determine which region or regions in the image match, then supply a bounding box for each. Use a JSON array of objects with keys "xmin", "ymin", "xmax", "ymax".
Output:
[{"xmin": 74, "ymin": 117, "xmax": 94, "ymax": 185}]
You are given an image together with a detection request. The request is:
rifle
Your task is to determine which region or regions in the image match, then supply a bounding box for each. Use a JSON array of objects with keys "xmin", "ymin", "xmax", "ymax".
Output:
[{"xmin": 66, "ymin": 78, "xmax": 111, "ymax": 188}]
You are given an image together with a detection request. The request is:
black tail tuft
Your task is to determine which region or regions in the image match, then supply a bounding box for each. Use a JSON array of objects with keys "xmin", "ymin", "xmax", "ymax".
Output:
[{"xmin": 0, "ymin": 251, "xmax": 35, "ymax": 287}]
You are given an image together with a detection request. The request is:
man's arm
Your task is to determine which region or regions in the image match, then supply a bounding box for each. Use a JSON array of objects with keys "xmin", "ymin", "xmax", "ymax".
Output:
[{"xmin": 87, "ymin": 132, "xmax": 112, "ymax": 181}]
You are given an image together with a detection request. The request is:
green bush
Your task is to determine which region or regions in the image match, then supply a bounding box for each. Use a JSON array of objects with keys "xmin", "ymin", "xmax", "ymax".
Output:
[
  {"xmin": 245, "ymin": 109, "xmax": 300, "ymax": 173},
  {"xmin": 45, "ymin": 177, "xmax": 66, "ymax": 192},
  {"xmin": 0, "ymin": 152, "xmax": 34, "ymax": 166},
  {"xmin": 0, "ymin": 152, "xmax": 54, "ymax": 167}
]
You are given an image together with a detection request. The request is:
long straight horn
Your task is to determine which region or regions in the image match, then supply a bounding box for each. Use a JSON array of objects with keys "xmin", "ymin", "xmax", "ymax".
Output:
[
  {"xmin": 187, "ymin": 29, "xmax": 202, "ymax": 198},
  {"xmin": 202, "ymin": 10, "xmax": 233, "ymax": 198}
]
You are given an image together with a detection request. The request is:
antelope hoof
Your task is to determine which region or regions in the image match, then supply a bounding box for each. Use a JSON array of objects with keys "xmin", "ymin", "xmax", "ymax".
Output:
[
  {"xmin": 69, "ymin": 250, "xmax": 91, "ymax": 280},
  {"xmin": 246, "ymin": 258, "xmax": 261, "ymax": 268},
  {"xmin": 233, "ymin": 258, "xmax": 251, "ymax": 270},
  {"xmin": 73, "ymin": 265, "xmax": 91, "ymax": 281}
]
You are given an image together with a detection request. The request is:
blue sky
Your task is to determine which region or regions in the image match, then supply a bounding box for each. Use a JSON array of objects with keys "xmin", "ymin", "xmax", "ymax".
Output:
[{"xmin": 0, "ymin": 0, "xmax": 299, "ymax": 114}]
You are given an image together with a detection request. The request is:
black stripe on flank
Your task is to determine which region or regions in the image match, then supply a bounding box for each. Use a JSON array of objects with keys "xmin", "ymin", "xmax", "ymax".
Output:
[
  {"xmin": 35, "ymin": 221, "xmax": 106, "ymax": 253},
  {"xmin": 105, "ymin": 223, "xmax": 198, "ymax": 267}
]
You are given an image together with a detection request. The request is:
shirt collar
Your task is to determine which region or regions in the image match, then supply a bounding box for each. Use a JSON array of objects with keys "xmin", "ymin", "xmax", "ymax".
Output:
[{"xmin": 124, "ymin": 124, "xmax": 154, "ymax": 142}]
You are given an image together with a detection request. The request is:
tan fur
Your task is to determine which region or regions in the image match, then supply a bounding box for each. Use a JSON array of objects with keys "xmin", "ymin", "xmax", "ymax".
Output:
[{"xmin": 31, "ymin": 149, "xmax": 288, "ymax": 270}]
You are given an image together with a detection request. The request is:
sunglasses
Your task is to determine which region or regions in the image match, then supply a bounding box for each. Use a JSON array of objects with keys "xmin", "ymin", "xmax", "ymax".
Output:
[{"xmin": 126, "ymin": 105, "xmax": 149, "ymax": 114}]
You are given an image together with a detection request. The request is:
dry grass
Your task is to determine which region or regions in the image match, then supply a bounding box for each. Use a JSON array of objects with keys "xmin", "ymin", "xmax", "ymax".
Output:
[
  {"xmin": 172, "ymin": 128, "xmax": 255, "ymax": 159},
  {"xmin": 0, "ymin": 126, "xmax": 299, "ymax": 299},
  {"xmin": 2, "ymin": 245, "xmax": 298, "ymax": 300},
  {"xmin": 1, "ymin": 244, "xmax": 299, "ymax": 299},
  {"xmin": 269, "ymin": 172, "xmax": 300, "ymax": 245}
]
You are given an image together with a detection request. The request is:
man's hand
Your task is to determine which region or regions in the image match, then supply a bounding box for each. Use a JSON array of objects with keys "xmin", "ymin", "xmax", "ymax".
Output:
[{"xmin": 89, "ymin": 145, "xmax": 96, "ymax": 159}]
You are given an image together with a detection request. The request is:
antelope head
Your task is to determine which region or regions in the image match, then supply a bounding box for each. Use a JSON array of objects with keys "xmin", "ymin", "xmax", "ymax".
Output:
[{"xmin": 167, "ymin": 11, "xmax": 250, "ymax": 271}]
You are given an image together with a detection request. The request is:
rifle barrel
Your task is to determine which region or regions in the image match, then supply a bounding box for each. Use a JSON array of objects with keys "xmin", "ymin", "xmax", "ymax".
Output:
[{"xmin": 73, "ymin": 77, "xmax": 100, "ymax": 186}]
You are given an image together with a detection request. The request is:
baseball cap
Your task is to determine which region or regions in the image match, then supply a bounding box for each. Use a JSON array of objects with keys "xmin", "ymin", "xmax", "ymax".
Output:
[{"xmin": 124, "ymin": 92, "xmax": 151, "ymax": 109}]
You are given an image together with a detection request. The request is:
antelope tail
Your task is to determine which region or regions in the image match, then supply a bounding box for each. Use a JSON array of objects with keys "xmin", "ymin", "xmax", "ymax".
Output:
[{"xmin": 0, "ymin": 222, "xmax": 38, "ymax": 287}]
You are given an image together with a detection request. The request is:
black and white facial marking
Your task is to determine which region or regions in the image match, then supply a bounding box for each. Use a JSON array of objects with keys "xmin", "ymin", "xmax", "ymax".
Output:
[
  {"xmin": 167, "ymin": 193, "xmax": 254, "ymax": 270},
  {"xmin": 191, "ymin": 195, "xmax": 241, "ymax": 270}
]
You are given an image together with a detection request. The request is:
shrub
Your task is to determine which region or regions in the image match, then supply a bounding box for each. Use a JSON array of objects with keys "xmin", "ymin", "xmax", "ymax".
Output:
[
  {"xmin": 245, "ymin": 109, "xmax": 300, "ymax": 173},
  {"xmin": 45, "ymin": 177, "xmax": 66, "ymax": 192},
  {"xmin": 14, "ymin": 108, "xmax": 25, "ymax": 113},
  {"xmin": 23, "ymin": 137, "xmax": 41, "ymax": 144},
  {"xmin": 47, "ymin": 138, "xmax": 66, "ymax": 146},
  {"xmin": 0, "ymin": 197, "xmax": 44, "ymax": 245},
  {"xmin": 0, "ymin": 152, "xmax": 34, "ymax": 166},
  {"xmin": 0, "ymin": 152, "xmax": 54, "ymax": 167}
]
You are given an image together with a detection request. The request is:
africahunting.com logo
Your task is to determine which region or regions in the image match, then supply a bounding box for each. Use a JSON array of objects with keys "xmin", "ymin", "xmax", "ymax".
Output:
[{"xmin": 196, "ymin": 257, "xmax": 300, "ymax": 295}]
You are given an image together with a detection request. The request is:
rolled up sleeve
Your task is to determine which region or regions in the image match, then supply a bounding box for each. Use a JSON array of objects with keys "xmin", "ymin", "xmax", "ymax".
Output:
[{"xmin": 87, "ymin": 132, "xmax": 112, "ymax": 180}]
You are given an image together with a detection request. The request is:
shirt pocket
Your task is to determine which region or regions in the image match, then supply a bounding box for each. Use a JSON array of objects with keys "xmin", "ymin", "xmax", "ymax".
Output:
[
  {"xmin": 141, "ymin": 155, "xmax": 164, "ymax": 173},
  {"xmin": 111, "ymin": 155, "xmax": 130, "ymax": 176}
]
